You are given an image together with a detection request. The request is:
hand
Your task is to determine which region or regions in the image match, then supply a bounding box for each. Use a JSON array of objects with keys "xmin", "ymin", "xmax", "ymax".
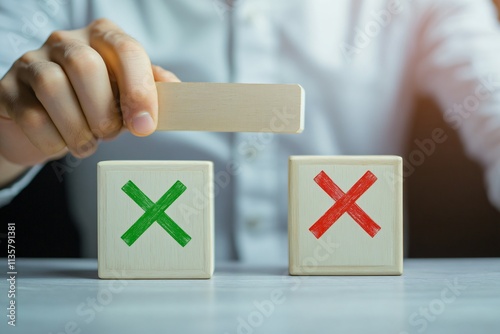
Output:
[{"xmin": 0, "ymin": 18, "xmax": 179, "ymax": 172}]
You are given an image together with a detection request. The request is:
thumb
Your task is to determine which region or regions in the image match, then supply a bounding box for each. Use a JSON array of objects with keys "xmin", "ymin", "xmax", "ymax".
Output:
[{"xmin": 125, "ymin": 66, "xmax": 179, "ymax": 137}]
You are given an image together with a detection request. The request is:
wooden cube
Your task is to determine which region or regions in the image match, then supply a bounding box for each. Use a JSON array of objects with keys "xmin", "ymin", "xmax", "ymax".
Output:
[
  {"xmin": 98, "ymin": 161, "xmax": 214, "ymax": 279},
  {"xmin": 289, "ymin": 156, "xmax": 403, "ymax": 275}
]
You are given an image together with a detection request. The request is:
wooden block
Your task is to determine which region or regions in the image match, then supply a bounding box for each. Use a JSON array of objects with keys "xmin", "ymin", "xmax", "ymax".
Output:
[
  {"xmin": 98, "ymin": 161, "xmax": 213, "ymax": 279},
  {"xmin": 156, "ymin": 82, "xmax": 304, "ymax": 133},
  {"xmin": 288, "ymin": 156, "xmax": 403, "ymax": 275}
]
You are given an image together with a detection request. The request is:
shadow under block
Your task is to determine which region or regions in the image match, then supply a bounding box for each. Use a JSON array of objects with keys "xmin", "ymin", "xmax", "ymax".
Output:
[
  {"xmin": 156, "ymin": 82, "xmax": 304, "ymax": 133},
  {"xmin": 288, "ymin": 156, "xmax": 403, "ymax": 275},
  {"xmin": 98, "ymin": 161, "xmax": 214, "ymax": 279}
]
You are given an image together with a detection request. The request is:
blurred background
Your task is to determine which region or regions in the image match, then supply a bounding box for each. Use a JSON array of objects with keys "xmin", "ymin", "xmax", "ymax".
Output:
[
  {"xmin": 406, "ymin": 0, "xmax": 500, "ymax": 257},
  {"xmin": 1, "ymin": 0, "xmax": 499, "ymax": 259},
  {"xmin": 406, "ymin": 0, "xmax": 500, "ymax": 258}
]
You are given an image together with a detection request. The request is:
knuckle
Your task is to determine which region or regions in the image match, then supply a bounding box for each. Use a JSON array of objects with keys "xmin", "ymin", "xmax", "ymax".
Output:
[
  {"xmin": 62, "ymin": 42, "xmax": 103, "ymax": 75},
  {"xmin": 102, "ymin": 30, "xmax": 142, "ymax": 54},
  {"xmin": 89, "ymin": 18, "xmax": 114, "ymax": 32},
  {"xmin": 46, "ymin": 30, "xmax": 69, "ymax": 45},
  {"xmin": 17, "ymin": 107, "xmax": 51, "ymax": 130},
  {"xmin": 18, "ymin": 51, "xmax": 38, "ymax": 65},
  {"xmin": 28, "ymin": 62, "xmax": 67, "ymax": 94},
  {"xmin": 0, "ymin": 82, "xmax": 15, "ymax": 114}
]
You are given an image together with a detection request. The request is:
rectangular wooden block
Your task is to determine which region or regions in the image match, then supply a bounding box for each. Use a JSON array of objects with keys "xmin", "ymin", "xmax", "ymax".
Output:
[
  {"xmin": 98, "ymin": 161, "xmax": 214, "ymax": 279},
  {"xmin": 156, "ymin": 82, "xmax": 304, "ymax": 133},
  {"xmin": 289, "ymin": 156, "xmax": 403, "ymax": 275}
]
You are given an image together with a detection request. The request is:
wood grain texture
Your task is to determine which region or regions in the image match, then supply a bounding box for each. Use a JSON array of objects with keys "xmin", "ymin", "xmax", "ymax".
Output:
[
  {"xmin": 98, "ymin": 161, "xmax": 213, "ymax": 279},
  {"xmin": 289, "ymin": 156, "xmax": 403, "ymax": 275},
  {"xmin": 156, "ymin": 82, "xmax": 304, "ymax": 133}
]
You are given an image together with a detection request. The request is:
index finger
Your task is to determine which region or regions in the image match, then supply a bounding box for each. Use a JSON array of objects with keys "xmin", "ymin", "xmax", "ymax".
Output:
[{"xmin": 88, "ymin": 18, "xmax": 157, "ymax": 136}]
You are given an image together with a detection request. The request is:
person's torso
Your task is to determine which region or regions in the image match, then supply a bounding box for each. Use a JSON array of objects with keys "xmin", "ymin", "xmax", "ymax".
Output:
[{"xmin": 65, "ymin": 0, "xmax": 420, "ymax": 261}]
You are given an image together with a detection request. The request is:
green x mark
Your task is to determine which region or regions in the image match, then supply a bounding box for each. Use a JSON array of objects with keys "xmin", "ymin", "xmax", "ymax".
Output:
[{"xmin": 120, "ymin": 180, "xmax": 191, "ymax": 247}]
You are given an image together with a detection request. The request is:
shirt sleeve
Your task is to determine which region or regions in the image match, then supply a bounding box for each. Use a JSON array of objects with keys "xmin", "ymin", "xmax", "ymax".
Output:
[
  {"xmin": 0, "ymin": 2, "xmax": 73, "ymax": 207},
  {"xmin": 0, "ymin": 165, "xmax": 43, "ymax": 207},
  {"xmin": 415, "ymin": 0, "xmax": 500, "ymax": 211}
]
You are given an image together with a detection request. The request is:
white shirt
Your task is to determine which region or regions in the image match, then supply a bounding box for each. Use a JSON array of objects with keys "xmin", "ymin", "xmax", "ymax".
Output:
[{"xmin": 1, "ymin": 0, "xmax": 500, "ymax": 263}]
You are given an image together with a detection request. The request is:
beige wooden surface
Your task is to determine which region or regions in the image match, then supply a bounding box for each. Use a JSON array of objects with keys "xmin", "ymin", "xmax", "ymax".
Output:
[
  {"xmin": 288, "ymin": 156, "xmax": 403, "ymax": 275},
  {"xmin": 156, "ymin": 82, "xmax": 304, "ymax": 133},
  {"xmin": 8, "ymin": 258, "xmax": 500, "ymax": 334},
  {"xmin": 97, "ymin": 161, "xmax": 213, "ymax": 279}
]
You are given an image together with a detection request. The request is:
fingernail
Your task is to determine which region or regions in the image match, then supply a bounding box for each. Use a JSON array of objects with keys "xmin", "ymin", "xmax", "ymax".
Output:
[{"xmin": 131, "ymin": 112, "xmax": 155, "ymax": 135}]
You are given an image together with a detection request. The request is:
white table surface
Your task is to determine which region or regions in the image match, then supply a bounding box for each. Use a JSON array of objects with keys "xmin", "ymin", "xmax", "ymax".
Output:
[{"xmin": 1, "ymin": 258, "xmax": 499, "ymax": 334}]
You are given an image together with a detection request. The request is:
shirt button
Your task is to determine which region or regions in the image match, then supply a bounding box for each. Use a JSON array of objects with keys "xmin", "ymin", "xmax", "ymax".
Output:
[
  {"xmin": 245, "ymin": 218, "xmax": 261, "ymax": 232},
  {"xmin": 243, "ymin": 147, "xmax": 257, "ymax": 161}
]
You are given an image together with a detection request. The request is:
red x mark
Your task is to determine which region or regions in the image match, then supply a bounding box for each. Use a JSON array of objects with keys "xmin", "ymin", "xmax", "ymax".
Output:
[{"xmin": 309, "ymin": 170, "xmax": 381, "ymax": 239}]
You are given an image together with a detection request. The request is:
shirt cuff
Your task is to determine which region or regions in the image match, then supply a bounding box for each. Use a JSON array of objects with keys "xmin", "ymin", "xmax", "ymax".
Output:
[
  {"xmin": 0, "ymin": 164, "xmax": 43, "ymax": 208},
  {"xmin": 486, "ymin": 160, "xmax": 500, "ymax": 212}
]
